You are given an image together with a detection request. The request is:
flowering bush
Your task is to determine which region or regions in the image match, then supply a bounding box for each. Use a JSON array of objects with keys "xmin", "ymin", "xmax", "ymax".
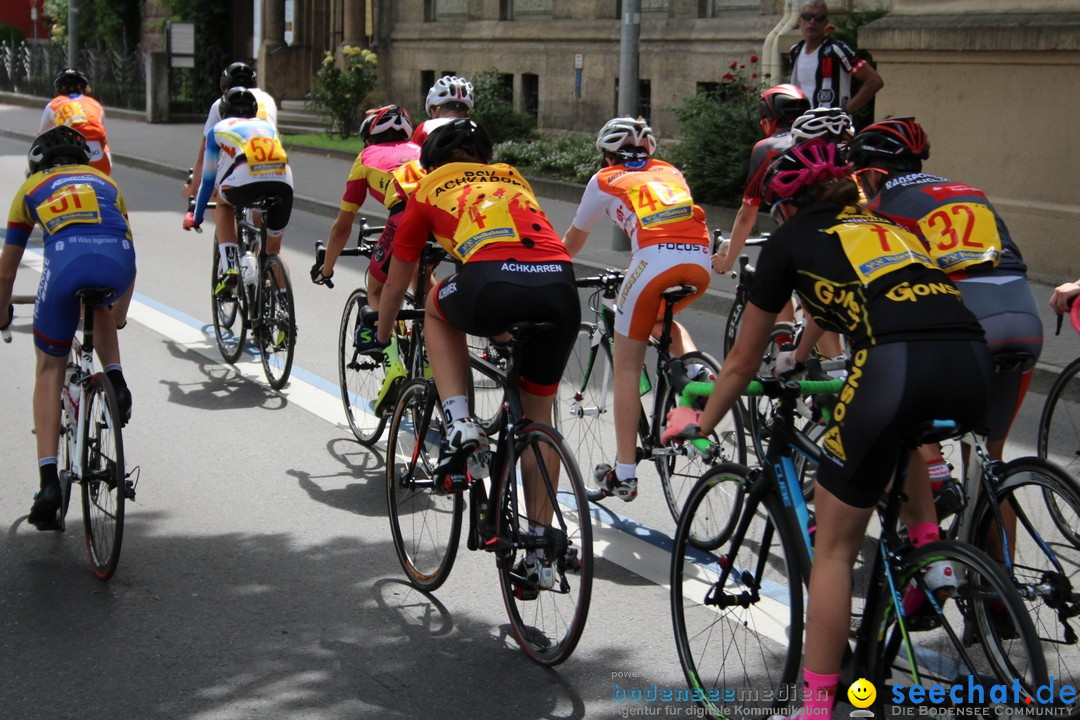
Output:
[
  {"xmin": 306, "ymin": 46, "xmax": 378, "ymax": 139},
  {"xmin": 493, "ymin": 132, "xmax": 598, "ymax": 185}
]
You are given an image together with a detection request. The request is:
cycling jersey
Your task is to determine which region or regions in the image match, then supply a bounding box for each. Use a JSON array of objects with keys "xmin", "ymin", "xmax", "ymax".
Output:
[
  {"xmin": 203, "ymin": 88, "xmax": 279, "ymax": 131},
  {"xmin": 742, "ymin": 131, "xmax": 795, "ymax": 208},
  {"xmin": 339, "ymin": 141, "xmax": 423, "ymax": 214},
  {"xmin": 789, "ymin": 37, "xmax": 865, "ymax": 109},
  {"xmin": 39, "ymin": 94, "xmax": 111, "ymax": 174}
]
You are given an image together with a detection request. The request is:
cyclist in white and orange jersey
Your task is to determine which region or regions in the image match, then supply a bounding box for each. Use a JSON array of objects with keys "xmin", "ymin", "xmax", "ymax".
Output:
[
  {"xmin": 563, "ymin": 117, "xmax": 712, "ymax": 502},
  {"xmin": 40, "ymin": 69, "xmax": 112, "ymax": 176}
]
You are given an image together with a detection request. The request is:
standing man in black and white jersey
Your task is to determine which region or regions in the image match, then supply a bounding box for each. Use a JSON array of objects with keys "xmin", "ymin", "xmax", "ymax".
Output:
[{"xmin": 789, "ymin": 0, "xmax": 883, "ymax": 114}]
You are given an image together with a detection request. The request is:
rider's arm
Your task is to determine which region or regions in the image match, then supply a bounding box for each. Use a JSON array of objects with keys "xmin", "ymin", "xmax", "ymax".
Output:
[
  {"xmin": 563, "ymin": 225, "xmax": 590, "ymax": 257},
  {"xmin": 794, "ymin": 314, "xmax": 826, "ymax": 364},
  {"xmin": 191, "ymin": 132, "xmax": 219, "ymax": 224},
  {"xmin": 375, "ymin": 255, "xmax": 418, "ymax": 346},
  {"xmin": 716, "ymin": 203, "xmax": 757, "ymax": 274},
  {"xmin": 846, "ymin": 62, "xmax": 884, "ymax": 114},
  {"xmin": 0, "ymin": 241, "xmax": 26, "ymax": 321},
  {"xmin": 185, "ymin": 137, "xmax": 207, "ymax": 199},
  {"xmin": 697, "ymin": 303, "xmax": 777, "ymax": 435},
  {"xmin": 1050, "ymin": 280, "xmax": 1080, "ymax": 315},
  {"xmin": 321, "ymin": 209, "xmax": 358, "ymax": 277}
]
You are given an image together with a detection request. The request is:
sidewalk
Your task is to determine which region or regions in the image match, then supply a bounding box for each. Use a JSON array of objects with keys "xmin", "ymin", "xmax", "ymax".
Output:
[{"xmin": 0, "ymin": 97, "xmax": 1075, "ymax": 390}]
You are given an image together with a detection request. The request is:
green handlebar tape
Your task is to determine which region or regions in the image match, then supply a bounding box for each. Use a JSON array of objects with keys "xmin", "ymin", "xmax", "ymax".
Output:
[{"xmin": 743, "ymin": 378, "xmax": 846, "ymax": 396}]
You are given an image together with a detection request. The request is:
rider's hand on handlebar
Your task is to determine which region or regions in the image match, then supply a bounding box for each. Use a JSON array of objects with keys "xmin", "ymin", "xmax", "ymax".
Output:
[
  {"xmin": 310, "ymin": 262, "xmax": 334, "ymax": 288},
  {"xmin": 182, "ymin": 211, "xmax": 201, "ymax": 232},
  {"xmin": 773, "ymin": 349, "xmax": 801, "ymax": 378},
  {"xmin": 662, "ymin": 406, "xmax": 705, "ymax": 445}
]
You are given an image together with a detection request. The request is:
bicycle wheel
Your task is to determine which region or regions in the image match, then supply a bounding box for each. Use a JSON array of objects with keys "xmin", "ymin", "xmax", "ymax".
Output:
[
  {"xmin": 864, "ymin": 540, "xmax": 1048, "ymax": 706},
  {"xmin": 969, "ymin": 458, "xmax": 1080, "ymax": 714},
  {"xmin": 722, "ymin": 294, "xmax": 746, "ymax": 359},
  {"xmin": 338, "ymin": 288, "xmax": 387, "ymax": 445},
  {"xmin": 258, "ymin": 254, "xmax": 295, "ymax": 389},
  {"xmin": 210, "ymin": 237, "xmax": 245, "ymax": 363},
  {"xmin": 557, "ymin": 323, "xmax": 614, "ymax": 486},
  {"xmin": 1038, "ymin": 357, "xmax": 1080, "ymax": 485},
  {"xmin": 655, "ymin": 350, "xmax": 747, "ymax": 536},
  {"xmin": 671, "ymin": 465, "xmax": 803, "ymax": 719},
  {"xmin": 469, "ymin": 352, "xmax": 505, "ymax": 438},
  {"xmin": 497, "ymin": 422, "xmax": 592, "ymax": 665},
  {"xmin": 386, "ymin": 379, "xmax": 463, "ymax": 592},
  {"xmin": 80, "ymin": 373, "xmax": 126, "ymax": 581}
]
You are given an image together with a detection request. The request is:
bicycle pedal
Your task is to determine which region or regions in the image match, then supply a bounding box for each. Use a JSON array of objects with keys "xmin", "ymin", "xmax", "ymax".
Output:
[{"xmin": 440, "ymin": 472, "xmax": 469, "ymax": 494}]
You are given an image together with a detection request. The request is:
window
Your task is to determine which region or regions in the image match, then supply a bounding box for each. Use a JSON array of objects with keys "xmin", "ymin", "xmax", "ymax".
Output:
[
  {"xmin": 497, "ymin": 73, "xmax": 514, "ymax": 103},
  {"xmin": 613, "ymin": 77, "xmax": 652, "ymax": 121},
  {"xmin": 522, "ymin": 73, "xmax": 539, "ymax": 121},
  {"xmin": 426, "ymin": 0, "xmax": 467, "ymax": 21},
  {"xmin": 699, "ymin": 0, "xmax": 757, "ymax": 14},
  {"xmin": 511, "ymin": 0, "xmax": 554, "ymax": 18},
  {"xmin": 697, "ymin": 81, "xmax": 721, "ymax": 96},
  {"xmin": 420, "ymin": 70, "xmax": 435, "ymax": 101},
  {"xmin": 500, "ymin": 0, "xmax": 513, "ymax": 20}
]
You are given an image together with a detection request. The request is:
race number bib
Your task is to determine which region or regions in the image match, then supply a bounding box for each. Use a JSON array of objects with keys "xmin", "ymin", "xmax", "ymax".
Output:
[
  {"xmin": 917, "ymin": 202, "xmax": 1002, "ymax": 273},
  {"xmin": 452, "ymin": 197, "xmax": 520, "ymax": 261},
  {"xmin": 629, "ymin": 181, "xmax": 693, "ymax": 227},
  {"xmin": 35, "ymin": 184, "xmax": 102, "ymax": 234},
  {"xmin": 241, "ymin": 135, "xmax": 287, "ymax": 177},
  {"xmin": 835, "ymin": 221, "xmax": 936, "ymax": 285},
  {"xmin": 53, "ymin": 101, "xmax": 88, "ymax": 127}
]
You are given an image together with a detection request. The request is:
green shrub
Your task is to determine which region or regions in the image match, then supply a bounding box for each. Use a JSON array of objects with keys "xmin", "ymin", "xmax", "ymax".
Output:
[
  {"xmin": 471, "ymin": 69, "xmax": 536, "ymax": 144},
  {"xmin": 307, "ymin": 46, "xmax": 379, "ymax": 139},
  {"xmin": 493, "ymin": 132, "xmax": 599, "ymax": 185}
]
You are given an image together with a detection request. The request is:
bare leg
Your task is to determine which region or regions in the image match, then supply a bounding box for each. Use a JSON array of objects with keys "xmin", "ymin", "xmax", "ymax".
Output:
[
  {"xmin": 612, "ymin": 332, "xmax": 648, "ymax": 466},
  {"xmin": 521, "ymin": 390, "xmax": 557, "ymax": 526},
  {"xmin": 660, "ymin": 319, "xmax": 697, "ymax": 358},
  {"xmin": 424, "ymin": 292, "xmax": 469, "ymax": 400},
  {"xmin": 33, "ymin": 350, "xmax": 66, "ymax": 460}
]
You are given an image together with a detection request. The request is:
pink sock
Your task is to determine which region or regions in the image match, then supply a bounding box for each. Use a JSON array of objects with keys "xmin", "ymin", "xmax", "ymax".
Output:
[
  {"xmin": 909, "ymin": 522, "xmax": 940, "ymax": 548},
  {"xmin": 803, "ymin": 669, "xmax": 839, "ymax": 719}
]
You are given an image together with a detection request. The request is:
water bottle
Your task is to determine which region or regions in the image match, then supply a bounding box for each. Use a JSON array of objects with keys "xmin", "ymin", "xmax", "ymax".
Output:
[
  {"xmin": 64, "ymin": 366, "xmax": 80, "ymax": 418},
  {"xmin": 240, "ymin": 251, "xmax": 258, "ymax": 287}
]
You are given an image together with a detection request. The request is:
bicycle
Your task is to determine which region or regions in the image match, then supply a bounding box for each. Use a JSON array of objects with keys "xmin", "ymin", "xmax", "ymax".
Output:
[
  {"xmin": 384, "ymin": 321, "xmax": 592, "ymax": 665},
  {"xmin": 670, "ymin": 375, "xmax": 1049, "ymax": 718},
  {"xmin": 1038, "ymin": 302, "xmax": 1080, "ymax": 483},
  {"xmin": 559, "ymin": 270, "xmax": 746, "ymax": 527},
  {"xmin": 9, "ymin": 290, "xmax": 137, "ymax": 581}
]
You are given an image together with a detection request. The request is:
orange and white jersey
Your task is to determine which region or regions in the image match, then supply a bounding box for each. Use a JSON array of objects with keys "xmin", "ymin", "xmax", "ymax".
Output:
[
  {"xmin": 570, "ymin": 158, "xmax": 709, "ymax": 253},
  {"xmin": 39, "ymin": 94, "xmax": 111, "ymax": 174}
]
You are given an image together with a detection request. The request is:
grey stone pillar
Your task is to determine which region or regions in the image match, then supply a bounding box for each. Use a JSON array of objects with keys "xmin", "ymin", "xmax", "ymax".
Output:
[
  {"xmin": 146, "ymin": 51, "xmax": 170, "ymax": 123},
  {"xmin": 343, "ymin": 0, "xmax": 367, "ymax": 48}
]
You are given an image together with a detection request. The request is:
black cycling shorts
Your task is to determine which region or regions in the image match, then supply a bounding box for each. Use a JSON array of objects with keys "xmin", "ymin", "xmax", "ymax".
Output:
[
  {"xmin": 817, "ymin": 339, "xmax": 992, "ymax": 508},
  {"xmin": 431, "ymin": 260, "xmax": 580, "ymax": 397},
  {"xmin": 220, "ymin": 181, "xmax": 293, "ymax": 235}
]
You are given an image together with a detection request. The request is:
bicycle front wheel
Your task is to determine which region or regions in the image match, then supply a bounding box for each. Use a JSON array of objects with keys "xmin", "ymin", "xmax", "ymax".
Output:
[
  {"xmin": 258, "ymin": 254, "xmax": 295, "ymax": 389},
  {"xmin": 211, "ymin": 236, "xmax": 245, "ymax": 363},
  {"xmin": 81, "ymin": 373, "xmax": 127, "ymax": 581},
  {"xmin": 497, "ymin": 422, "xmax": 593, "ymax": 665},
  {"xmin": 386, "ymin": 379, "xmax": 463, "ymax": 592},
  {"xmin": 671, "ymin": 465, "xmax": 802, "ymax": 719},
  {"xmin": 1038, "ymin": 357, "xmax": 1080, "ymax": 483},
  {"xmin": 557, "ymin": 323, "xmax": 614, "ymax": 489},
  {"xmin": 339, "ymin": 288, "xmax": 387, "ymax": 445},
  {"xmin": 864, "ymin": 540, "xmax": 1048, "ymax": 707}
]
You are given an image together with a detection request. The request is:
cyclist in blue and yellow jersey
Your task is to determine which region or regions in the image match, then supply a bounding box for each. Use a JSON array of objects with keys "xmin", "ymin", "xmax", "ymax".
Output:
[
  {"xmin": 665, "ymin": 139, "xmax": 990, "ymax": 720},
  {"xmin": 182, "ymin": 88, "xmax": 294, "ymax": 297},
  {"xmin": 0, "ymin": 126, "xmax": 136, "ymax": 530}
]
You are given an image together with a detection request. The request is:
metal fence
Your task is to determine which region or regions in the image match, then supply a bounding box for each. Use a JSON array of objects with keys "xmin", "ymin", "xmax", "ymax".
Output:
[{"xmin": 0, "ymin": 41, "xmax": 147, "ymax": 111}]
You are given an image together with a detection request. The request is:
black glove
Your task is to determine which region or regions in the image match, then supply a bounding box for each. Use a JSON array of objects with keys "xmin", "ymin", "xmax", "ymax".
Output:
[{"xmin": 310, "ymin": 262, "xmax": 334, "ymax": 288}]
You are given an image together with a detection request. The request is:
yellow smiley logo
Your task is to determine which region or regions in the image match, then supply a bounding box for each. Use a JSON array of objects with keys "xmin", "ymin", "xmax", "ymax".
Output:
[{"xmin": 848, "ymin": 678, "xmax": 876, "ymax": 709}]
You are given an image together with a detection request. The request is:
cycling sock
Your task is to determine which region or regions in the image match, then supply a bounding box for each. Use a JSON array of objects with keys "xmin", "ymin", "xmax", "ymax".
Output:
[
  {"xmin": 802, "ymin": 669, "xmax": 838, "ymax": 719},
  {"xmin": 220, "ymin": 242, "xmax": 239, "ymax": 272},
  {"xmin": 38, "ymin": 459, "xmax": 59, "ymax": 489},
  {"xmin": 616, "ymin": 462, "xmax": 636, "ymax": 482},
  {"xmin": 686, "ymin": 362, "xmax": 707, "ymax": 380},
  {"xmin": 106, "ymin": 367, "xmax": 127, "ymax": 392},
  {"xmin": 442, "ymin": 396, "xmax": 470, "ymax": 423},
  {"xmin": 909, "ymin": 522, "xmax": 940, "ymax": 548},
  {"xmin": 926, "ymin": 459, "xmax": 951, "ymax": 490}
]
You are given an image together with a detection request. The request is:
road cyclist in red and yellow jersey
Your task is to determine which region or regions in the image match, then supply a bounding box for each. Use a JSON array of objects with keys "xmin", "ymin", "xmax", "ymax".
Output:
[{"xmin": 563, "ymin": 116, "xmax": 713, "ymax": 502}]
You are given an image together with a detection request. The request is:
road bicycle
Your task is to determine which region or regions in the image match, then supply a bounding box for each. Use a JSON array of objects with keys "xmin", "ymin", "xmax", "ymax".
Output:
[
  {"xmin": 7, "ymin": 290, "xmax": 136, "ymax": 581},
  {"xmin": 558, "ymin": 269, "xmax": 746, "ymax": 527},
  {"xmin": 384, "ymin": 321, "xmax": 592, "ymax": 665},
  {"xmin": 671, "ymin": 376, "xmax": 1048, "ymax": 719},
  {"xmin": 1038, "ymin": 303, "xmax": 1080, "ymax": 482}
]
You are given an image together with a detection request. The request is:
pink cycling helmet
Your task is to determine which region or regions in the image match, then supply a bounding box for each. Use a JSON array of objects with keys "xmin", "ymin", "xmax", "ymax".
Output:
[{"xmin": 762, "ymin": 138, "xmax": 851, "ymax": 207}]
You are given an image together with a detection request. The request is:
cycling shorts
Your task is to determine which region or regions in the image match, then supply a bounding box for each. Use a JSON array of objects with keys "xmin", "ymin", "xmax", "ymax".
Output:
[
  {"xmin": 34, "ymin": 235, "xmax": 136, "ymax": 356},
  {"xmin": 220, "ymin": 181, "xmax": 293, "ymax": 236},
  {"xmin": 817, "ymin": 339, "xmax": 991, "ymax": 508},
  {"xmin": 431, "ymin": 260, "xmax": 580, "ymax": 397},
  {"xmin": 614, "ymin": 243, "xmax": 711, "ymax": 341},
  {"xmin": 955, "ymin": 274, "xmax": 1042, "ymax": 440},
  {"xmin": 367, "ymin": 205, "xmax": 405, "ymax": 285}
]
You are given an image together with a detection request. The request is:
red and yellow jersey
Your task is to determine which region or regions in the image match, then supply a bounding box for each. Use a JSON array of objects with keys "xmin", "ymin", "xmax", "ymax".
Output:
[
  {"xmin": 6, "ymin": 164, "xmax": 131, "ymax": 249},
  {"xmin": 339, "ymin": 141, "xmax": 424, "ymax": 213},
  {"xmin": 392, "ymin": 161, "xmax": 570, "ymax": 265}
]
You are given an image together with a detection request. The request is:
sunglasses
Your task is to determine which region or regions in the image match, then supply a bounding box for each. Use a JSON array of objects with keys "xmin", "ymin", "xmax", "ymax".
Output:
[
  {"xmin": 770, "ymin": 202, "xmax": 788, "ymax": 224},
  {"xmin": 801, "ymin": 12, "xmax": 828, "ymax": 21}
]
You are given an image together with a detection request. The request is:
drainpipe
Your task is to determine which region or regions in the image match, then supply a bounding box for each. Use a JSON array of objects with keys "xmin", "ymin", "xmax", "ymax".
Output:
[{"xmin": 762, "ymin": 0, "xmax": 799, "ymax": 86}]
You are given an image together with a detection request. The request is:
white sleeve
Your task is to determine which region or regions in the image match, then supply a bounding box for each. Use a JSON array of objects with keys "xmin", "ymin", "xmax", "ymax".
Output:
[
  {"xmin": 254, "ymin": 89, "xmax": 278, "ymax": 129},
  {"xmin": 39, "ymin": 104, "xmax": 54, "ymax": 133},
  {"xmin": 202, "ymin": 102, "xmax": 223, "ymax": 135},
  {"xmin": 570, "ymin": 174, "xmax": 610, "ymax": 232}
]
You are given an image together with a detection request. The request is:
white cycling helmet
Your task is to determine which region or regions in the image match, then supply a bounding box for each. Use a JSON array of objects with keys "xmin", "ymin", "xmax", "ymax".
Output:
[
  {"xmin": 595, "ymin": 116, "xmax": 657, "ymax": 156},
  {"xmin": 425, "ymin": 76, "xmax": 474, "ymax": 115},
  {"xmin": 359, "ymin": 105, "xmax": 414, "ymax": 142},
  {"xmin": 791, "ymin": 107, "xmax": 854, "ymax": 144}
]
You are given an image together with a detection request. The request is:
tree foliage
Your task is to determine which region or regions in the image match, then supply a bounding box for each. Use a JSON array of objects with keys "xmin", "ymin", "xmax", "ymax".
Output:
[
  {"xmin": 44, "ymin": 0, "xmax": 145, "ymax": 50},
  {"xmin": 470, "ymin": 69, "xmax": 536, "ymax": 144},
  {"xmin": 307, "ymin": 46, "xmax": 379, "ymax": 139}
]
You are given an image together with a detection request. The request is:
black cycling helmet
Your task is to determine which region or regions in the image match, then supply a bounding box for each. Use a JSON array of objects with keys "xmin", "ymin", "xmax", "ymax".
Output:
[
  {"xmin": 759, "ymin": 84, "xmax": 810, "ymax": 123},
  {"xmin": 848, "ymin": 116, "xmax": 931, "ymax": 172},
  {"xmin": 54, "ymin": 68, "xmax": 90, "ymax": 95},
  {"xmin": 220, "ymin": 61, "xmax": 256, "ymax": 93},
  {"xmin": 27, "ymin": 126, "xmax": 92, "ymax": 174},
  {"xmin": 221, "ymin": 87, "xmax": 258, "ymax": 119},
  {"xmin": 419, "ymin": 118, "xmax": 493, "ymax": 170}
]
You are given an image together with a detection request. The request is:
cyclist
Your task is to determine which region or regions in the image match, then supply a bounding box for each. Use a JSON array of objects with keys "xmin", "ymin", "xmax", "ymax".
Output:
[
  {"xmin": 563, "ymin": 116, "xmax": 712, "ymax": 502},
  {"xmin": 411, "ymin": 75, "xmax": 474, "ymax": 146},
  {"xmin": 848, "ymin": 117, "xmax": 1042, "ymax": 486},
  {"xmin": 665, "ymin": 139, "xmax": 990, "ymax": 720},
  {"xmin": 358, "ymin": 118, "xmax": 579, "ymax": 590},
  {"xmin": 0, "ymin": 126, "xmax": 136, "ymax": 529},
  {"xmin": 712, "ymin": 84, "xmax": 808, "ymax": 275},
  {"xmin": 39, "ymin": 68, "xmax": 112, "ymax": 176},
  {"xmin": 790, "ymin": 106, "xmax": 854, "ymax": 150},
  {"xmin": 182, "ymin": 87, "xmax": 294, "ymax": 306},
  {"xmin": 1050, "ymin": 278, "xmax": 1080, "ymax": 314}
]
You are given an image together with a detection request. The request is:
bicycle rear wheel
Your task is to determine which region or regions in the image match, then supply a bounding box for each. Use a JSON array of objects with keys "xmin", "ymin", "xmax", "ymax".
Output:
[
  {"xmin": 969, "ymin": 458, "xmax": 1080, "ymax": 715},
  {"xmin": 81, "ymin": 373, "xmax": 126, "ymax": 581},
  {"xmin": 258, "ymin": 254, "xmax": 295, "ymax": 389},
  {"xmin": 497, "ymin": 422, "xmax": 593, "ymax": 665},
  {"xmin": 469, "ymin": 351, "xmax": 506, "ymax": 437},
  {"xmin": 210, "ymin": 237, "xmax": 245, "ymax": 363},
  {"xmin": 671, "ymin": 465, "xmax": 803, "ymax": 719},
  {"xmin": 1038, "ymin": 357, "xmax": 1080, "ymax": 487},
  {"xmin": 386, "ymin": 379, "xmax": 463, "ymax": 592},
  {"xmin": 338, "ymin": 288, "xmax": 387, "ymax": 445}
]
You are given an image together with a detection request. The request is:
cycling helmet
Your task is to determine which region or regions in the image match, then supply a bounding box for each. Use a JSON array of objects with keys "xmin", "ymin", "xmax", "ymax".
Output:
[
  {"xmin": 419, "ymin": 118, "xmax": 493, "ymax": 170},
  {"xmin": 595, "ymin": 116, "xmax": 657, "ymax": 165},
  {"xmin": 54, "ymin": 68, "xmax": 90, "ymax": 95},
  {"xmin": 219, "ymin": 61, "xmax": 256, "ymax": 93},
  {"xmin": 762, "ymin": 138, "xmax": 850, "ymax": 207},
  {"xmin": 359, "ymin": 105, "xmax": 414, "ymax": 143},
  {"xmin": 27, "ymin": 126, "xmax": 91, "ymax": 174},
  {"xmin": 848, "ymin": 116, "xmax": 930, "ymax": 172},
  {"xmin": 425, "ymin": 76, "xmax": 475, "ymax": 115},
  {"xmin": 221, "ymin": 87, "xmax": 258, "ymax": 119},
  {"xmin": 759, "ymin": 84, "xmax": 810, "ymax": 123},
  {"xmin": 791, "ymin": 107, "xmax": 854, "ymax": 144}
]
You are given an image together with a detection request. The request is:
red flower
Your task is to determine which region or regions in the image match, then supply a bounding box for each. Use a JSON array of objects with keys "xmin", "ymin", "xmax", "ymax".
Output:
[
  {"xmin": 751, "ymin": 73, "xmax": 758, "ymax": 79},
  {"xmin": 764, "ymin": 72, "xmax": 772, "ymax": 79},
  {"xmin": 722, "ymin": 72, "xmax": 736, "ymax": 81},
  {"xmin": 750, "ymin": 55, "xmax": 759, "ymax": 63},
  {"xmin": 729, "ymin": 60, "xmax": 738, "ymax": 69},
  {"xmin": 740, "ymin": 64, "xmax": 746, "ymax": 69}
]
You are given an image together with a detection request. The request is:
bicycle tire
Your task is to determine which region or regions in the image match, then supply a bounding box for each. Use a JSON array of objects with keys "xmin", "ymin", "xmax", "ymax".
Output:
[
  {"xmin": 968, "ymin": 457, "xmax": 1080, "ymax": 715},
  {"xmin": 57, "ymin": 376, "xmax": 77, "ymax": 530},
  {"xmin": 671, "ymin": 464, "xmax": 803, "ymax": 719},
  {"xmin": 258, "ymin": 254, "xmax": 295, "ymax": 389},
  {"xmin": 722, "ymin": 292, "xmax": 746, "ymax": 359},
  {"xmin": 338, "ymin": 288, "xmax": 388, "ymax": 445},
  {"xmin": 1038, "ymin": 356, "xmax": 1080, "ymax": 498},
  {"xmin": 386, "ymin": 379, "xmax": 463, "ymax": 592},
  {"xmin": 80, "ymin": 373, "xmax": 126, "ymax": 581},
  {"xmin": 655, "ymin": 350, "xmax": 747, "ymax": 539},
  {"xmin": 863, "ymin": 540, "xmax": 1048, "ymax": 707},
  {"xmin": 210, "ymin": 236, "xmax": 245, "ymax": 363},
  {"xmin": 497, "ymin": 421, "xmax": 593, "ymax": 665}
]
